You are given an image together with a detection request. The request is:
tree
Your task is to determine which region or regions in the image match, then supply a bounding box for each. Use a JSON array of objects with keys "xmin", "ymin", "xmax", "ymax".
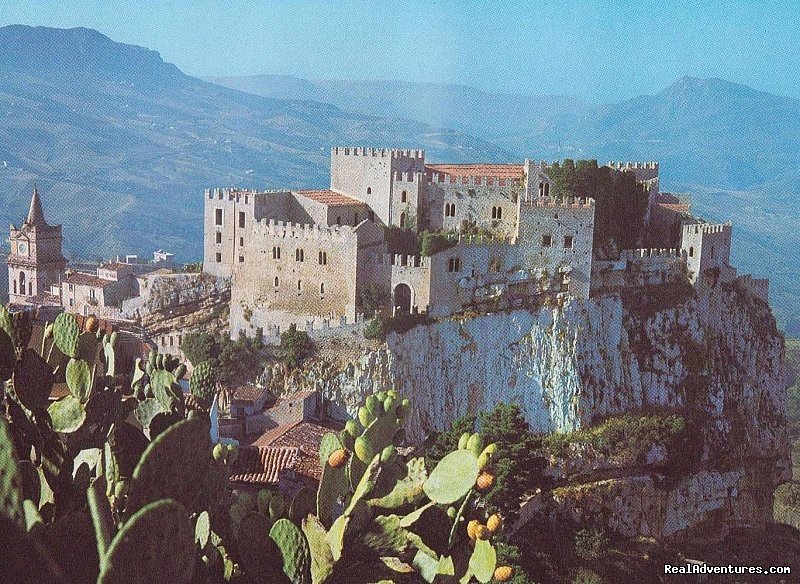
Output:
[
  {"xmin": 478, "ymin": 403, "xmax": 546, "ymax": 517},
  {"xmin": 180, "ymin": 332, "xmax": 217, "ymax": 366},
  {"xmin": 279, "ymin": 324, "xmax": 313, "ymax": 370}
]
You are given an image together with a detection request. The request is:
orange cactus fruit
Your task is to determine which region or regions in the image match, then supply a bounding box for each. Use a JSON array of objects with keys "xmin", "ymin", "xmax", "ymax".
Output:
[{"xmin": 327, "ymin": 448, "xmax": 349, "ymax": 468}]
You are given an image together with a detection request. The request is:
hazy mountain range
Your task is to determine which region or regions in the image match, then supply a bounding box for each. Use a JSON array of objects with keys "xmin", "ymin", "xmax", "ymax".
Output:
[{"xmin": 0, "ymin": 26, "xmax": 797, "ymax": 330}]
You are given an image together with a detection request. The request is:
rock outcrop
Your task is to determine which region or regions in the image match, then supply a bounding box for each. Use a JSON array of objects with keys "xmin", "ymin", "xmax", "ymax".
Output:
[{"xmin": 275, "ymin": 277, "xmax": 788, "ymax": 540}]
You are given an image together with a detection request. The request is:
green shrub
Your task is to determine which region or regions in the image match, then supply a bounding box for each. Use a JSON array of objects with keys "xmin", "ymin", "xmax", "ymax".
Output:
[
  {"xmin": 363, "ymin": 315, "xmax": 386, "ymax": 341},
  {"xmin": 420, "ymin": 230, "xmax": 458, "ymax": 256},
  {"xmin": 574, "ymin": 527, "xmax": 609, "ymax": 560},
  {"xmin": 279, "ymin": 324, "xmax": 313, "ymax": 370}
]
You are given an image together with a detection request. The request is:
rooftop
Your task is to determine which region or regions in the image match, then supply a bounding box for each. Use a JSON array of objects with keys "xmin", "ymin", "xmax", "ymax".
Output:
[
  {"xmin": 295, "ymin": 189, "xmax": 364, "ymax": 206},
  {"xmin": 425, "ymin": 163, "xmax": 524, "ymax": 179},
  {"xmin": 62, "ymin": 272, "xmax": 114, "ymax": 288},
  {"xmin": 251, "ymin": 417, "xmax": 343, "ymax": 481},
  {"xmin": 229, "ymin": 446, "xmax": 300, "ymax": 486}
]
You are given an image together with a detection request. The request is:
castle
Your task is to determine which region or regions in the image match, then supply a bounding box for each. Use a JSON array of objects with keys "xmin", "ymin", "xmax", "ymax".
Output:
[{"xmin": 204, "ymin": 148, "xmax": 768, "ymax": 339}]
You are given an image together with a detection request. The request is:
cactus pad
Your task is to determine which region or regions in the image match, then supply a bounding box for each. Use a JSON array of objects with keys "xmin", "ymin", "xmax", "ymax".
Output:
[
  {"xmin": 423, "ymin": 449, "xmax": 478, "ymax": 504},
  {"xmin": 237, "ymin": 511, "xmax": 282, "ymax": 582},
  {"xmin": 302, "ymin": 515, "xmax": 334, "ymax": 584},
  {"xmin": 65, "ymin": 357, "xmax": 93, "ymax": 402},
  {"xmin": 48, "ymin": 395, "xmax": 88, "ymax": 433},
  {"xmin": 13, "ymin": 348, "xmax": 54, "ymax": 411},
  {"xmin": 189, "ymin": 361, "xmax": 215, "ymax": 401},
  {"xmin": 126, "ymin": 417, "xmax": 214, "ymax": 515},
  {"xmin": 0, "ymin": 329, "xmax": 15, "ymax": 381},
  {"xmin": 468, "ymin": 538, "xmax": 497, "ymax": 583},
  {"xmin": 0, "ymin": 419, "xmax": 24, "ymax": 527},
  {"xmin": 53, "ymin": 313, "xmax": 80, "ymax": 358},
  {"xmin": 269, "ymin": 518, "xmax": 312, "ymax": 584},
  {"xmin": 98, "ymin": 499, "xmax": 195, "ymax": 584}
]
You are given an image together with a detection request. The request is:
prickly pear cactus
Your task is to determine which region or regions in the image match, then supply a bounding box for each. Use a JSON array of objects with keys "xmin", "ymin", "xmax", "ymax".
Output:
[
  {"xmin": 189, "ymin": 361, "xmax": 215, "ymax": 401},
  {"xmin": 125, "ymin": 417, "xmax": 218, "ymax": 515},
  {"xmin": 98, "ymin": 498, "xmax": 195, "ymax": 584},
  {"xmin": 65, "ymin": 357, "xmax": 93, "ymax": 402},
  {"xmin": 13, "ymin": 348, "xmax": 54, "ymax": 411},
  {"xmin": 269, "ymin": 518, "xmax": 312, "ymax": 584},
  {"xmin": 0, "ymin": 419, "xmax": 24, "ymax": 527},
  {"xmin": 53, "ymin": 313, "xmax": 80, "ymax": 359}
]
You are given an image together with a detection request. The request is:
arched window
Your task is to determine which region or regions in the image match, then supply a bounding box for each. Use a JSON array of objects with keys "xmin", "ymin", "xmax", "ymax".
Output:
[
  {"xmin": 274, "ymin": 276, "xmax": 279, "ymax": 287},
  {"xmin": 318, "ymin": 251, "xmax": 327, "ymax": 265},
  {"xmin": 497, "ymin": 207, "xmax": 502, "ymax": 220},
  {"xmin": 399, "ymin": 212, "xmax": 406, "ymax": 228},
  {"xmin": 297, "ymin": 280, "xmax": 302, "ymax": 291},
  {"xmin": 689, "ymin": 246, "xmax": 694, "ymax": 257},
  {"xmin": 320, "ymin": 283, "xmax": 325, "ymax": 294},
  {"xmin": 19, "ymin": 272, "xmax": 25, "ymax": 296},
  {"xmin": 538, "ymin": 182, "xmax": 544, "ymax": 196},
  {"xmin": 491, "ymin": 206, "xmax": 496, "ymax": 219},
  {"xmin": 366, "ymin": 187, "xmax": 372, "ymax": 195},
  {"xmin": 544, "ymin": 183, "xmax": 550, "ymax": 197},
  {"xmin": 272, "ymin": 246, "xmax": 281, "ymax": 259},
  {"xmin": 295, "ymin": 249, "xmax": 304, "ymax": 262},
  {"xmin": 401, "ymin": 190, "xmax": 407, "ymax": 202}
]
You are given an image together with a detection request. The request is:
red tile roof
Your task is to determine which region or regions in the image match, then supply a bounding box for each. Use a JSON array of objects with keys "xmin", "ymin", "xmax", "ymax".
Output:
[
  {"xmin": 100, "ymin": 262, "xmax": 134, "ymax": 271},
  {"xmin": 426, "ymin": 163, "xmax": 524, "ymax": 179},
  {"xmin": 295, "ymin": 189, "xmax": 364, "ymax": 206},
  {"xmin": 62, "ymin": 272, "xmax": 114, "ymax": 288},
  {"xmin": 229, "ymin": 446, "xmax": 301, "ymax": 485},
  {"xmin": 251, "ymin": 418, "xmax": 343, "ymax": 481}
]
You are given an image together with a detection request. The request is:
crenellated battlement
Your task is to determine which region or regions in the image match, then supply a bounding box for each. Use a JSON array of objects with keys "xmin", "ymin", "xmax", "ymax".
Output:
[
  {"xmin": 620, "ymin": 248, "xmax": 687, "ymax": 261},
  {"xmin": 425, "ymin": 172, "xmax": 521, "ymax": 187},
  {"xmin": 607, "ymin": 161, "xmax": 660, "ymax": 171},
  {"xmin": 736, "ymin": 274, "xmax": 769, "ymax": 301},
  {"xmin": 205, "ymin": 187, "xmax": 287, "ymax": 201},
  {"xmin": 521, "ymin": 196, "xmax": 595, "ymax": 209},
  {"xmin": 383, "ymin": 254, "xmax": 430, "ymax": 269},
  {"xmin": 682, "ymin": 222, "xmax": 732, "ymax": 236},
  {"xmin": 392, "ymin": 171, "xmax": 426, "ymax": 183},
  {"xmin": 252, "ymin": 219, "xmax": 357, "ymax": 242},
  {"xmin": 331, "ymin": 146, "xmax": 425, "ymax": 159}
]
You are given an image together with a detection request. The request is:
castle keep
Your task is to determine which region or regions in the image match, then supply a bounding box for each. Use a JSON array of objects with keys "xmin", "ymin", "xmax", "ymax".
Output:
[{"xmin": 203, "ymin": 147, "xmax": 766, "ymax": 338}]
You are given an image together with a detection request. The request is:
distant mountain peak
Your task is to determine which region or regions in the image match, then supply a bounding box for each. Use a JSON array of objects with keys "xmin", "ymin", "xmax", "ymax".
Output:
[{"xmin": 0, "ymin": 24, "xmax": 184, "ymax": 85}]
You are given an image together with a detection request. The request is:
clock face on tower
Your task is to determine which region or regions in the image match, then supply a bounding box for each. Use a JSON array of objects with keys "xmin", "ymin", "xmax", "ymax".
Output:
[{"xmin": 17, "ymin": 242, "xmax": 27, "ymax": 256}]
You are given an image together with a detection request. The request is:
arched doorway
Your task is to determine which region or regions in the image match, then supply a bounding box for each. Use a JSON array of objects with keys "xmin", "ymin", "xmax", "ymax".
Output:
[
  {"xmin": 18, "ymin": 272, "xmax": 26, "ymax": 296},
  {"xmin": 393, "ymin": 283, "xmax": 412, "ymax": 315}
]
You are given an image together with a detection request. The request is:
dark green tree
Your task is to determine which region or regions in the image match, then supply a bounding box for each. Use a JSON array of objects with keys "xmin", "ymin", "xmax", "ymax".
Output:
[
  {"xmin": 279, "ymin": 324, "xmax": 313, "ymax": 370},
  {"xmin": 180, "ymin": 332, "xmax": 217, "ymax": 366}
]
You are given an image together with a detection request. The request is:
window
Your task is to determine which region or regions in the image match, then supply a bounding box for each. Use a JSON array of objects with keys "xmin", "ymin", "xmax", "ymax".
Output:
[
  {"xmin": 320, "ymin": 282, "xmax": 325, "ymax": 294},
  {"xmin": 239, "ymin": 236, "xmax": 244, "ymax": 246},
  {"xmin": 538, "ymin": 182, "xmax": 544, "ymax": 196},
  {"xmin": 215, "ymin": 232, "xmax": 222, "ymax": 244},
  {"xmin": 400, "ymin": 212, "xmax": 406, "ymax": 228},
  {"xmin": 238, "ymin": 212, "xmax": 245, "ymax": 228},
  {"xmin": 28, "ymin": 283, "xmax": 32, "ymax": 296},
  {"xmin": 90, "ymin": 288, "xmax": 96, "ymax": 300},
  {"xmin": 215, "ymin": 253, "xmax": 222, "ymax": 263},
  {"xmin": 69, "ymin": 298, "xmax": 74, "ymax": 307},
  {"xmin": 68, "ymin": 283, "xmax": 74, "ymax": 292},
  {"xmin": 444, "ymin": 203, "xmax": 456, "ymax": 217},
  {"xmin": 542, "ymin": 235, "xmax": 552, "ymax": 247},
  {"xmin": 12, "ymin": 280, "xmax": 16, "ymax": 294},
  {"xmin": 491, "ymin": 206, "xmax": 503, "ymax": 220},
  {"xmin": 318, "ymin": 251, "xmax": 327, "ymax": 265},
  {"xmin": 238, "ymin": 255, "xmax": 244, "ymax": 263},
  {"xmin": 297, "ymin": 280, "xmax": 302, "ymax": 291},
  {"xmin": 689, "ymin": 246, "xmax": 694, "ymax": 257},
  {"xmin": 274, "ymin": 276, "xmax": 279, "ymax": 287},
  {"xmin": 169, "ymin": 337, "xmax": 174, "ymax": 347},
  {"xmin": 336, "ymin": 216, "xmax": 341, "ymax": 225},
  {"xmin": 448, "ymin": 257, "xmax": 461, "ymax": 273},
  {"xmin": 354, "ymin": 212, "xmax": 359, "ymax": 225},
  {"xmin": 564, "ymin": 235, "xmax": 574, "ymax": 249},
  {"xmin": 295, "ymin": 249, "xmax": 304, "ymax": 262},
  {"xmin": 215, "ymin": 208, "xmax": 223, "ymax": 226},
  {"xmin": 401, "ymin": 190, "xmax": 407, "ymax": 202},
  {"xmin": 367, "ymin": 187, "xmax": 372, "ymax": 195},
  {"xmin": 272, "ymin": 246, "xmax": 281, "ymax": 259}
]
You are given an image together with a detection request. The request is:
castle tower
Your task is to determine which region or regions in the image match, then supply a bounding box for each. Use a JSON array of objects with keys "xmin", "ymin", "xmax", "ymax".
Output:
[{"xmin": 8, "ymin": 187, "xmax": 67, "ymax": 305}]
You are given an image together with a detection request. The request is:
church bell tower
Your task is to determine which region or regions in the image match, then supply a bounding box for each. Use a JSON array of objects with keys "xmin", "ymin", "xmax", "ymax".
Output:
[{"xmin": 8, "ymin": 187, "xmax": 67, "ymax": 305}]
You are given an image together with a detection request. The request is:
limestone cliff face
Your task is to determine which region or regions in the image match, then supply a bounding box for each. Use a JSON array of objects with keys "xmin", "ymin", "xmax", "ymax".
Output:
[{"xmin": 277, "ymin": 278, "xmax": 788, "ymax": 539}]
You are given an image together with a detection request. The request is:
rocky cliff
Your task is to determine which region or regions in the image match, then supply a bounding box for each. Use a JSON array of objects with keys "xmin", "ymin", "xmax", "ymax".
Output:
[{"xmin": 272, "ymin": 277, "xmax": 788, "ymax": 540}]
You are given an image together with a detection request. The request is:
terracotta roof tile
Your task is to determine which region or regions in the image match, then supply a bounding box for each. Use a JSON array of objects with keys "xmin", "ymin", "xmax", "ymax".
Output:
[
  {"xmin": 426, "ymin": 163, "xmax": 524, "ymax": 179},
  {"xmin": 62, "ymin": 272, "xmax": 114, "ymax": 288},
  {"xmin": 251, "ymin": 419, "xmax": 343, "ymax": 481},
  {"xmin": 229, "ymin": 446, "xmax": 300, "ymax": 485},
  {"xmin": 295, "ymin": 189, "xmax": 364, "ymax": 206}
]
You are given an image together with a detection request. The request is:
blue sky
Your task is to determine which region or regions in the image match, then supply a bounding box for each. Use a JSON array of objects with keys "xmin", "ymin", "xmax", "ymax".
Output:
[{"xmin": 1, "ymin": 0, "xmax": 798, "ymax": 103}]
